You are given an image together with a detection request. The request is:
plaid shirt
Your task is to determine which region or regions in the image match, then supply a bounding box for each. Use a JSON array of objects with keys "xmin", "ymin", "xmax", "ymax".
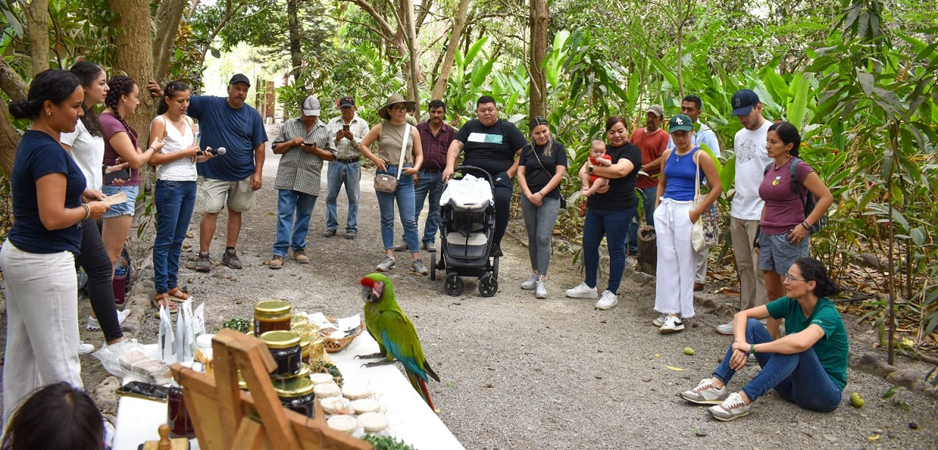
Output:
[
  {"xmin": 416, "ymin": 121, "xmax": 456, "ymax": 171},
  {"xmin": 326, "ymin": 114, "xmax": 370, "ymax": 160},
  {"xmin": 273, "ymin": 118, "xmax": 335, "ymax": 195}
]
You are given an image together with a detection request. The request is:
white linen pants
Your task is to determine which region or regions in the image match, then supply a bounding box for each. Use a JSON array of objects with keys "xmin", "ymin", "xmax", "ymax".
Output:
[
  {"xmin": 653, "ymin": 199, "xmax": 697, "ymax": 318},
  {"xmin": 0, "ymin": 240, "xmax": 83, "ymax": 428}
]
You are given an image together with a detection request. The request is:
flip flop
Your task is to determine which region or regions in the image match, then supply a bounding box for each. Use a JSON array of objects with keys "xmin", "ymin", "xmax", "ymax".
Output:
[
  {"xmin": 167, "ymin": 288, "xmax": 191, "ymax": 302},
  {"xmin": 152, "ymin": 293, "xmax": 178, "ymax": 314}
]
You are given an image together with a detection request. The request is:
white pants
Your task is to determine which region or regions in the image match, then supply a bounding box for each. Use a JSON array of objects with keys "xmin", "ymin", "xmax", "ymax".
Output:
[
  {"xmin": 653, "ymin": 199, "xmax": 697, "ymax": 318},
  {"xmin": 0, "ymin": 240, "xmax": 83, "ymax": 428}
]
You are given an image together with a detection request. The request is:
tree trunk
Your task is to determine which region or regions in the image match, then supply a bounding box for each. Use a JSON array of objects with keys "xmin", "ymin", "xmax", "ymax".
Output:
[
  {"xmin": 402, "ymin": 0, "xmax": 421, "ymax": 114},
  {"xmin": 108, "ymin": 0, "xmax": 155, "ymax": 146},
  {"xmin": 528, "ymin": 0, "xmax": 548, "ymax": 121},
  {"xmin": 287, "ymin": 0, "xmax": 303, "ymax": 82},
  {"xmin": 27, "ymin": 0, "xmax": 50, "ymax": 75},
  {"xmin": 153, "ymin": 0, "xmax": 189, "ymax": 81},
  {"xmin": 431, "ymin": 0, "xmax": 469, "ymax": 100},
  {"xmin": 0, "ymin": 58, "xmax": 29, "ymax": 176}
]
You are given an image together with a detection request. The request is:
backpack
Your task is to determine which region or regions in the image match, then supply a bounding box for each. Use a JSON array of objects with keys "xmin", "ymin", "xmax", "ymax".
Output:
[{"xmin": 764, "ymin": 157, "xmax": 826, "ymax": 234}]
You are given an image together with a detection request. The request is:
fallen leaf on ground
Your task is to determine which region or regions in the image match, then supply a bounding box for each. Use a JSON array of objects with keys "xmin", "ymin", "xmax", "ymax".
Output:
[{"xmin": 664, "ymin": 365, "xmax": 685, "ymax": 371}]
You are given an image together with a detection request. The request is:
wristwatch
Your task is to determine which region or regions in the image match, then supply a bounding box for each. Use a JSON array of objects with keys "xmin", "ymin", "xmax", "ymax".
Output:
[{"xmin": 588, "ymin": 165, "xmax": 593, "ymax": 174}]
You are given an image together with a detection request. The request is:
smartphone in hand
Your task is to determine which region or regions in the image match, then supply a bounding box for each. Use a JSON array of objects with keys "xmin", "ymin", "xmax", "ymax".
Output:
[
  {"xmin": 103, "ymin": 167, "xmax": 131, "ymax": 185},
  {"xmin": 304, "ymin": 142, "xmax": 318, "ymax": 150}
]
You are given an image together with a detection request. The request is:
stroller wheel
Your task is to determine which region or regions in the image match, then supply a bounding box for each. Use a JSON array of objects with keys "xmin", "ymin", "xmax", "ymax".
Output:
[
  {"xmin": 479, "ymin": 273, "xmax": 498, "ymax": 297},
  {"xmin": 444, "ymin": 273, "xmax": 464, "ymax": 296},
  {"xmin": 430, "ymin": 253, "xmax": 437, "ymax": 281},
  {"xmin": 492, "ymin": 256, "xmax": 499, "ymax": 279}
]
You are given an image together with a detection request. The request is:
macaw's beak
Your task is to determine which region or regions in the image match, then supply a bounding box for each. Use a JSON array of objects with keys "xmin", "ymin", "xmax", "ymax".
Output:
[{"xmin": 362, "ymin": 281, "xmax": 384, "ymax": 303}]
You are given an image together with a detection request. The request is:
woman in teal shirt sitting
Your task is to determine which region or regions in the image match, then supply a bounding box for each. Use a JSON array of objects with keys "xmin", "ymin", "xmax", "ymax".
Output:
[{"xmin": 680, "ymin": 257, "xmax": 848, "ymax": 421}]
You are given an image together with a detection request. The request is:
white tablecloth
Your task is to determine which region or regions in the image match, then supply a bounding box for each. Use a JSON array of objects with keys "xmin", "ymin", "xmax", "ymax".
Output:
[{"xmin": 111, "ymin": 336, "xmax": 462, "ymax": 450}]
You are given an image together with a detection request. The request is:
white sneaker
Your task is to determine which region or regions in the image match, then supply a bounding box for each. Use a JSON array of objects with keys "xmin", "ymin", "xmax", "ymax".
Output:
[
  {"xmin": 78, "ymin": 341, "xmax": 95, "ymax": 355},
  {"xmin": 117, "ymin": 309, "xmax": 131, "ymax": 324},
  {"xmin": 594, "ymin": 290, "xmax": 618, "ymax": 310},
  {"xmin": 659, "ymin": 315, "xmax": 685, "ymax": 333},
  {"xmin": 681, "ymin": 378, "xmax": 729, "ymax": 405},
  {"xmin": 535, "ymin": 280, "xmax": 548, "ymax": 299},
  {"xmin": 716, "ymin": 321, "xmax": 734, "ymax": 335},
  {"xmin": 87, "ymin": 310, "xmax": 131, "ymax": 331},
  {"xmin": 652, "ymin": 313, "xmax": 668, "ymax": 327},
  {"xmin": 521, "ymin": 274, "xmax": 538, "ymax": 290},
  {"xmin": 708, "ymin": 392, "xmax": 751, "ymax": 421},
  {"xmin": 565, "ymin": 282, "xmax": 598, "ymax": 299}
]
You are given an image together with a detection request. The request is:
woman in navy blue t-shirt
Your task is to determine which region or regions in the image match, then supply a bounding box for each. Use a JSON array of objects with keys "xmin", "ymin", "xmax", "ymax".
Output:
[{"xmin": 0, "ymin": 69, "xmax": 110, "ymax": 426}]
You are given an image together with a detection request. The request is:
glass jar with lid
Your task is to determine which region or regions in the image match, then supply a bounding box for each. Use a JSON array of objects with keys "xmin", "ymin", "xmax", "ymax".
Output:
[
  {"xmin": 254, "ymin": 300, "xmax": 292, "ymax": 335},
  {"xmin": 274, "ymin": 377, "xmax": 316, "ymax": 418},
  {"xmin": 260, "ymin": 330, "xmax": 302, "ymax": 377}
]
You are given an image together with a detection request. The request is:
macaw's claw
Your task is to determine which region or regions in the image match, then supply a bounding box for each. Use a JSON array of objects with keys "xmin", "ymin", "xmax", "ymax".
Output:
[
  {"xmin": 355, "ymin": 352, "xmax": 386, "ymax": 360},
  {"xmin": 362, "ymin": 359, "xmax": 396, "ymax": 369}
]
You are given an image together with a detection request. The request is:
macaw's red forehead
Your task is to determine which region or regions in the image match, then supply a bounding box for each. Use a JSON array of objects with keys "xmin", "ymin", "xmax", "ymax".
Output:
[{"xmin": 360, "ymin": 277, "xmax": 375, "ymax": 287}]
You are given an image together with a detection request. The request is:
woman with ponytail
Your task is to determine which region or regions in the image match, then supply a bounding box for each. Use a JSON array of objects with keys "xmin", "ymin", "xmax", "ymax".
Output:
[
  {"xmin": 62, "ymin": 61, "xmax": 129, "ymax": 346},
  {"xmin": 680, "ymin": 257, "xmax": 848, "ymax": 421},
  {"xmin": 99, "ymin": 76, "xmax": 158, "ymax": 277},
  {"xmin": 1, "ymin": 69, "xmax": 110, "ymax": 426},
  {"xmin": 148, "ymin": 81, "xmax": 214, "ymax": 313}
]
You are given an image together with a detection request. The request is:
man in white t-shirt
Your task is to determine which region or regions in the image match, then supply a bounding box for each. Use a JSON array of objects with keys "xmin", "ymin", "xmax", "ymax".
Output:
[{"xmin": 716, "ymin": 89, "xmax": 772, "ymax": 335}]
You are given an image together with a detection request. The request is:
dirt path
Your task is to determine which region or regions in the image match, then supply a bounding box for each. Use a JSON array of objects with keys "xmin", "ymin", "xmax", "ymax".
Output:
[{"xmin": 7, "ymin": 139, "xmax": 935, "ymax": 448}]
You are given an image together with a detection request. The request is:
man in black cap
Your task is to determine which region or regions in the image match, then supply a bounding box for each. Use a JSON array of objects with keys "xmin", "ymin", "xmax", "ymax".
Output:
[
  {"xmin": 716, "ymin": 88, "xmax": 772, "ymax": 335},
  {"xmin": 185, "ymin": 73, "xmax": 268, "ymax": 271},
  {"xmin": 325, "ymin": 96, "xmax": 370, "ymax": 239}
]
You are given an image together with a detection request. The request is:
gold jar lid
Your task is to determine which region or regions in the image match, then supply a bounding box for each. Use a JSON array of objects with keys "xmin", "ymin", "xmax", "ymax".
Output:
[
  {"xmin": 261, "ymin": 330, "xmax": 300, "ymax": 348},
  {"xmin": 291, "ymin": 314, "xmax": 309, "ymax": 326},
  {"xmin": 273, "ymin": 376, "xmax": 315, "ymax": 398},
  {"xmin": 254, "ymin": 300, "xmax": 291, "ymax": 316}
]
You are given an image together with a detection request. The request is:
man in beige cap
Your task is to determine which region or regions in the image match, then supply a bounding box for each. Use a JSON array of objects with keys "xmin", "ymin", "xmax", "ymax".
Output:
[
  {"xmin": 628, "ymin": 104, "xmax": 669, "ymax": 253},
  {"xmin": 268, "ymin": 95, "xmax": 336, "ymax": 269}
]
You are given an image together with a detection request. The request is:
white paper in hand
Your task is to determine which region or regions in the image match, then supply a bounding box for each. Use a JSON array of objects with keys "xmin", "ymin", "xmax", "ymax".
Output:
[{"xmin": 105, "ymin": 191, "xmax": 127, "ymax": 205}]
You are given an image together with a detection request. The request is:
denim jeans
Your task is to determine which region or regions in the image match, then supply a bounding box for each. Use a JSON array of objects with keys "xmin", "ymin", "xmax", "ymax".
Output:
[
  {"xmin": 274, "ymin": 189, "xmax": 317, "ymax": 257},
  {"xmin": 582, "ymin": 207, "xmax": 635, "ymax": 293},
  {"xmin": 153, "ymin": 180, "xmax": 197, "ymax": 294},
  {"xmin": 627, "ymin": 187, "xmax": 657, "ymax": 252},
  {"xmin": 325, "ymin": 160, "xmax": 361, "ymax": 232},
  {"xmin": 376, "ymin": 165, "xmax": 419, "ymax": 252},
  {"xmin": 713, "ymin": 319, "xmax": 843, "ymax": 411},
  {"xmin": 414, "ymin": 171, "xmax": 443, "ymax": 246}
]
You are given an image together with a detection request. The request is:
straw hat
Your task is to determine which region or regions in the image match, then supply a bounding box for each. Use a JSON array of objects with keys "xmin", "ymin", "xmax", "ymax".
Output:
[{"xmin": 377, "ymin": 93, "xmax": 416, "ymax": 120}]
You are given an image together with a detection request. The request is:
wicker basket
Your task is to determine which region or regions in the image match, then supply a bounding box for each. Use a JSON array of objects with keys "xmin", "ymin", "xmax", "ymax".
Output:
[{"xmin": 324, "ymin": 317, "xmax": 366, "ymax": 353}]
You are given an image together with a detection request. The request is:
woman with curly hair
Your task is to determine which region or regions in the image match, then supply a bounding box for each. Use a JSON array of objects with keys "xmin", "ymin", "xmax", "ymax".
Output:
[
  {"xmin": 99, "ymin": 76, "xmax": 159, "ymax": 282},
  {"xmin": 680, "ymin": 257, "xmax": 848, "ymax": 421}
]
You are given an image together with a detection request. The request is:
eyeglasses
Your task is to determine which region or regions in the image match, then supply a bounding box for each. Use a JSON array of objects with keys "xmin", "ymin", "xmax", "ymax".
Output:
[
  {"xmin": 785, "ymin": 273, "xmax": 807, "ymax": 282},
  {"xmin": 390, "ymin": 105, "xmax": 407, "ymax": 111}
]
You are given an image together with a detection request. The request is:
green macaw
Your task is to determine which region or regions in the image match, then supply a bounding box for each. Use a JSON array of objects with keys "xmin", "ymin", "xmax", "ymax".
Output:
[{"xmin": 360, "ymin": 273, "xmax": 440, "ymax": 410}]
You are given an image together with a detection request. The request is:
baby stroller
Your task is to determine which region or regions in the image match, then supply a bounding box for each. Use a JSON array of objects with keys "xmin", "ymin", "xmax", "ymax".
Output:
[{"xmin": 430, "ymin": 166, "xmax": 499, "ymax": 297}]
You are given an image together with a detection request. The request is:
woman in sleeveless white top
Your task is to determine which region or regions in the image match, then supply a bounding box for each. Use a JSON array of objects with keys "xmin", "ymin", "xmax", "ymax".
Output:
[{"xmin": 149, "ymin": 81, "xmax": 215, "ymax": 312}]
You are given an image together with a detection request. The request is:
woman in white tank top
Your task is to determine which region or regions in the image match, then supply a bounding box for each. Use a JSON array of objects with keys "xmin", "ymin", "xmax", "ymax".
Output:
[{"xmin": 148, "ymin": 81, "xmax": 215, "ymax": 313}]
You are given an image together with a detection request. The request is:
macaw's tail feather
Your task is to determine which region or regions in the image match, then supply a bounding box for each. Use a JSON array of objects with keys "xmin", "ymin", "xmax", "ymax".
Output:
[
  {"xmin": 406, "ymin": 370, "xmax": 436, "ymax": 411},
  {"xmin": 425, "ymin": 361, "xmax": 440, "ymax": 382}
]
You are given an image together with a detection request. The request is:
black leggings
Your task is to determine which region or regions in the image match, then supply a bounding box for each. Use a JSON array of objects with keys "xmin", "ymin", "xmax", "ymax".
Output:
[{"xmin": 77, "ymin": 218, "xmax": 123, "ymax": 342}]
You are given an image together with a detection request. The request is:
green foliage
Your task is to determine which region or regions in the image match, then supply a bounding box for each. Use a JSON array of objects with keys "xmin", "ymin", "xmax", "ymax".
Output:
[
  {"xmin": 361, "ymin": 435, "xmax": 416, "ymax": 450},
  {"xmin": 219, "ymin": 317, "xmax": 252, "ymax": 334}
]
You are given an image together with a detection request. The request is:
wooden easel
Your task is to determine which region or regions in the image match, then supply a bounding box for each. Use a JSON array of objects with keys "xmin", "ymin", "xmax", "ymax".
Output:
[{"xmin": 170, "ymin": 329, "xmax": 372, "ymax": 450}]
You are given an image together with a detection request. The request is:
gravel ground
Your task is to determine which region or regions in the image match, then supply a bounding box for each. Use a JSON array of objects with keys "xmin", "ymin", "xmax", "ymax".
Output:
[{"xmin": 4, "ymin": 135, "xmax": 937, "ymax": 448}]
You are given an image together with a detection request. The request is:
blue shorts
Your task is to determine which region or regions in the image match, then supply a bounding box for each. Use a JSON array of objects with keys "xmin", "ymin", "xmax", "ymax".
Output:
[
  {"xmin": 759, "ymin": 232, "xmax": 809, "ymax": 273},
  {"xmin": 101, "ymin": 185, "xmax": 139, "ymax": 218}
]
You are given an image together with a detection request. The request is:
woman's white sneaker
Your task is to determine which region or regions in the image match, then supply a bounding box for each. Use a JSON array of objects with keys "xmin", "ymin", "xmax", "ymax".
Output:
[
  {"xmin": 565, "ymin": 283, "xmax": 598, "ymax": 299},
  {"xmin": 594, "ymin": 290, "xmax": 618, "ymax": 310},
  {"xmin": 521, "ymin": 274, "xmax": 538, "ymax": 290},
  {"xmin": 535, "ymin": 280, "xmax": 548, "ymax": 299},
  {"xmin": 659, "ymin": 315, "xmax": 685, "ymax": 333}
]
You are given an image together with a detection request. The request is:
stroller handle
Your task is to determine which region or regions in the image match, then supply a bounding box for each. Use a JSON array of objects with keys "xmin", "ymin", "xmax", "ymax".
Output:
[{"xmin": 450, "ymin": 165, "xmax": 495, "ymax": 190}]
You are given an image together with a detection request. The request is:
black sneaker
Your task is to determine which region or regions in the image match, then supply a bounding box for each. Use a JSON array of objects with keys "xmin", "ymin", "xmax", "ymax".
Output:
[
  {"xmin": 490, "ymin": 243, "xmax": 503, "ymax": 258},
  {"xmin": 345, "ymin": 230, "xmax": 357, "ymax": 240},
  {"xmin": 222, "ymin": 249, "xmax": 243, "ymax": 269},
  {"xmin": 323, "ymin": 229, "xmax": 336, "ymax": 237},
  {"xmin": 195, "ymin": 251, "xmax": 212, "ymax": 272}
]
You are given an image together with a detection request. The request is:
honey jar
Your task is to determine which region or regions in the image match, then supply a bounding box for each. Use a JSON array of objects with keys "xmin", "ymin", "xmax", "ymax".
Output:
[
  {"xmin": 254, "ymin": 300, "xmax": 292, "ymax": 335},
  {"xmin": 260, "ymin": 330, "xmax": 302, "ymax": 377}
]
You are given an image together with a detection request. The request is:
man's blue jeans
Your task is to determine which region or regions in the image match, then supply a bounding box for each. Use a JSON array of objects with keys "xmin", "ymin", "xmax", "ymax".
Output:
[
  {"xmin": 274, "ymin": 189, "xmax": 317, "ymax": 257},
  {"xmin": 582, "ymin": 207, "xmax": 635, "ymax": 294},
  {"xmin": 414, "ymin": 171, "xmax": 443, "ymax": 246},
  {"xmin": 325, "ymin": 160, "xmax": 360, "ymax": 233},
  {"xmin": 627, "ymin": 187, "xmax": 657, "ymax": 252},
  {"xmin": 376, "ymin": 166, "xmax": 419, "ymax": 252},
  {"xmin": 713, "ymin": 318, "xmax": 842, "ymax": 411},
  {"xmin": 153, "ymin": 180, "xmax": 197, "ymax": 293}
]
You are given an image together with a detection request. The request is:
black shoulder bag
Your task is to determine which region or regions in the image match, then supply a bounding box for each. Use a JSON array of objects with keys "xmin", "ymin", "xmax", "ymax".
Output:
[{"xmin": 527, "ymin": 144, "xmax": 566, "ymax": 209}]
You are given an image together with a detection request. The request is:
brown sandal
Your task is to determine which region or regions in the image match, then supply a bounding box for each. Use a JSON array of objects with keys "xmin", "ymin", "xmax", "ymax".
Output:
[
  {"xmin": 152, "ymin": 293, "xmax": 178, "ymax": 314},
  {"xmin": 167, "ymin": 287, "xmax": 191, "ymax": 302}
]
